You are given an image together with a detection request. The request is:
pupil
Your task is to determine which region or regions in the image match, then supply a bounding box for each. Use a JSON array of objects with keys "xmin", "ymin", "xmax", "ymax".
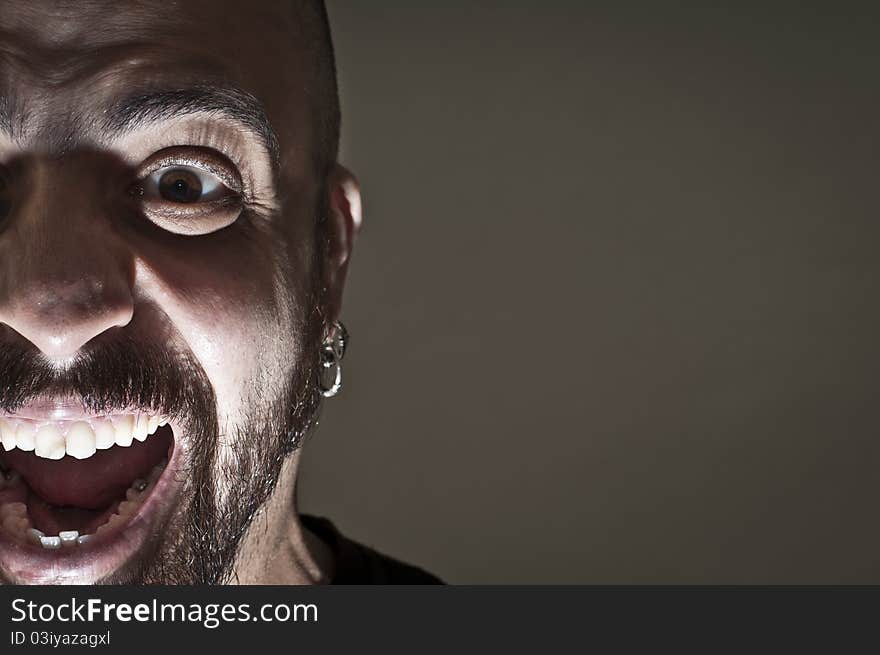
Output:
[{"xmin": 159, "ymin": 169, "xmax": 202, "ymax": 203}]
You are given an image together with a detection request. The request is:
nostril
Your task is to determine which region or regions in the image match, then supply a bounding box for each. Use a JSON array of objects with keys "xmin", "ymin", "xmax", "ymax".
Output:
[{"xmin": 1, "ymin": 283, "xmax": 134, "ymax": 361}]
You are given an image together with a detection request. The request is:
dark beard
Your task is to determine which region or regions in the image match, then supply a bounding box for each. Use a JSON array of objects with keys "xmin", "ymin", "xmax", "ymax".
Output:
[
  {"xmin": 0, "ymin": 300, "xmax": 323, "ymax": 585},
  {"xmin": 116, "ymin": 334, "xmax": 323, "ymax": 585}
]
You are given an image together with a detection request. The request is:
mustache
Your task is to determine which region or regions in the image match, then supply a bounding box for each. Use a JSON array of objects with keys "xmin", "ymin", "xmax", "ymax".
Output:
[
  {"xmin": 0, "ymin": 330, "xmax": 216, "ymax": 432},
  {"xmin": 0, "ymin": 310, "xmax": 321, "ymax": 584},
  {"xmin": 0, "ymin": 328, "xmax": 227, "ymax": 584}
]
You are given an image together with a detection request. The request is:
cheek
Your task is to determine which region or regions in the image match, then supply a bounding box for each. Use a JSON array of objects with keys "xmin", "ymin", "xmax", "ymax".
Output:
[{"xmin": 132, "ymin": 219, "xmax": 316, "ymax": 422}]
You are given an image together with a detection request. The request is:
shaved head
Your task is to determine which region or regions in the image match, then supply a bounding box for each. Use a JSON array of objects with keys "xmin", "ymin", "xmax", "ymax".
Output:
[
  {"xmin": 297, "ymin": 0, "xmax": 341, "ymax": 176},
  {"xmin": 0, "ymin": 0, "xmax": 362, "ymax": 584}
]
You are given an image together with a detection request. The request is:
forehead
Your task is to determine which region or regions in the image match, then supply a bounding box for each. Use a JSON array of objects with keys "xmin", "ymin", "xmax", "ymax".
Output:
[{"xmin": 0, "ymin": 0, "xmax": 313, "ymax": 160}]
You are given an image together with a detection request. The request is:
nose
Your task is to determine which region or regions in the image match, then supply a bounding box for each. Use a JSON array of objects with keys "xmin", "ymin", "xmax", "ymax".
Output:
[
  {"xmin": 0, "ymin": 277, "xmax": 134, "ymax": 360},
  {"xmin": 0, "ymin": 156, "xmax": 134, "ymax": 360}
]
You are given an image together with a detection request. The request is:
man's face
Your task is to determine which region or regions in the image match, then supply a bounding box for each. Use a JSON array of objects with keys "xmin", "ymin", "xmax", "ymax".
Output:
[{"xmin": 0, "ymin": 0, "xmax": 357, "ymax": 583}]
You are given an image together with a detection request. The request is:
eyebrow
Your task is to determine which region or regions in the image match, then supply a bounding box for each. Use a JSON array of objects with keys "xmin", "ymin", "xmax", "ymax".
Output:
[{"xmin": 100, "ymin": 84, "xmax": 280, "ymax": 169}]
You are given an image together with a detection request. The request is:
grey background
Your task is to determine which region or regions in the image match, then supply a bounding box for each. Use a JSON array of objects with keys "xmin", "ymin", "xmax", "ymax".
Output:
[{"xmin": 298, "ymin": 2, "xmax": 880, "ymax": 583}]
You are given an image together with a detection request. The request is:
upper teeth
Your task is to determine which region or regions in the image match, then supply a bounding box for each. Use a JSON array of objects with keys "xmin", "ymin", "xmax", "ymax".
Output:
[{"xmin": 0, "ymin": 414, "xmax": 165, "ymax": 460}]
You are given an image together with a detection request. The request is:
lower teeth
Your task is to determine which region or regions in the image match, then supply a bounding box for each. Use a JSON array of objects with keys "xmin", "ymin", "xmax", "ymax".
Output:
[
  {"xmin": 0, "ymin": 459, "xmax": 167, "ymax": 550},
  {"xmin": 39, "ymin": 535, "xmax": 61, "ymax": 550}
]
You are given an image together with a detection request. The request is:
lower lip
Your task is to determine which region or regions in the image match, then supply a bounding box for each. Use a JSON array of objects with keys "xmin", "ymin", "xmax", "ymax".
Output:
[{"xmin": 0, "ymin": 423, "xmax": 184, "ymax": 584}]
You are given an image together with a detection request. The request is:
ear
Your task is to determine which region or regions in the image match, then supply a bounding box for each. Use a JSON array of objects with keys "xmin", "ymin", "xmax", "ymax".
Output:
[{"xmin": 321, "ymin": 164, "xmax": 363, "ymax": 327}]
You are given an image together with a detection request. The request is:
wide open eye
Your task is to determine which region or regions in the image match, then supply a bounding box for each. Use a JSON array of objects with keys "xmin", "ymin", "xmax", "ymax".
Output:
[{"xmin": 133, "ymin": 147, "xmax": 244, "ymax": 236}]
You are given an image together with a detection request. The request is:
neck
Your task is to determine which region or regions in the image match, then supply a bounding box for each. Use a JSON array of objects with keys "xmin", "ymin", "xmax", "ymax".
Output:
[{"xmin": 229, "ymin": 451, "xmax": 334, "ymax": 584}]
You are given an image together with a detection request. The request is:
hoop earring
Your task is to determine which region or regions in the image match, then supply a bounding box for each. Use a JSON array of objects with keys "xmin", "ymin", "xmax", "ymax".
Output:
[{"xmin": 319, "ymin": 320, "xmax": 349, "ymax": 398}]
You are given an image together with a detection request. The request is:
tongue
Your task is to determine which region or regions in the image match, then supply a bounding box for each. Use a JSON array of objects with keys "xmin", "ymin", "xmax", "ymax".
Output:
[{"xmin": 1, "ymin": 427, "xmax": 172, "ymax": 509}]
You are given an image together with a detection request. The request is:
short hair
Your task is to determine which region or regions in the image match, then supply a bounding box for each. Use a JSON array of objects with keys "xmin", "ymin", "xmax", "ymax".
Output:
[{"xmin": 297, "ymin": 0, "xmax": 340, "ymax": 178}]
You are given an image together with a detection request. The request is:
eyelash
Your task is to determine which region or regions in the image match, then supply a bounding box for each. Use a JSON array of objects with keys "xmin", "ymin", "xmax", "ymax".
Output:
[
  {"xmin": 137, "ymin": 145, "xmax": 242, "ymax": 189},
  {"xmin": 121, "ymin": 119, "xmax": 279, "ymax": 218},
  {"xmin": 128, "ymin": 146, "xmax": 248, "ymax": 235},
  {"xmin": 156, "ymin": 126, "xmax": 255, "ymax": 194},
  {"xmin": 139, "ymin": 155, "xmax": 241, "ymax": 194}
]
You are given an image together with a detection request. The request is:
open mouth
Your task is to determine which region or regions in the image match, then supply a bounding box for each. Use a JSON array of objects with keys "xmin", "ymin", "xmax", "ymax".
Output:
[{"xmin": 0, "ymin": 402, "xmax": 182, "ymax": 583}]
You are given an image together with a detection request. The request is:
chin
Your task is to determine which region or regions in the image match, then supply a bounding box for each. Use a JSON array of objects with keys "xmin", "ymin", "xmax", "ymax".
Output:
[{"xmin": 0, "ymin": 399, "xmax": 187, "ymax": 585}]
